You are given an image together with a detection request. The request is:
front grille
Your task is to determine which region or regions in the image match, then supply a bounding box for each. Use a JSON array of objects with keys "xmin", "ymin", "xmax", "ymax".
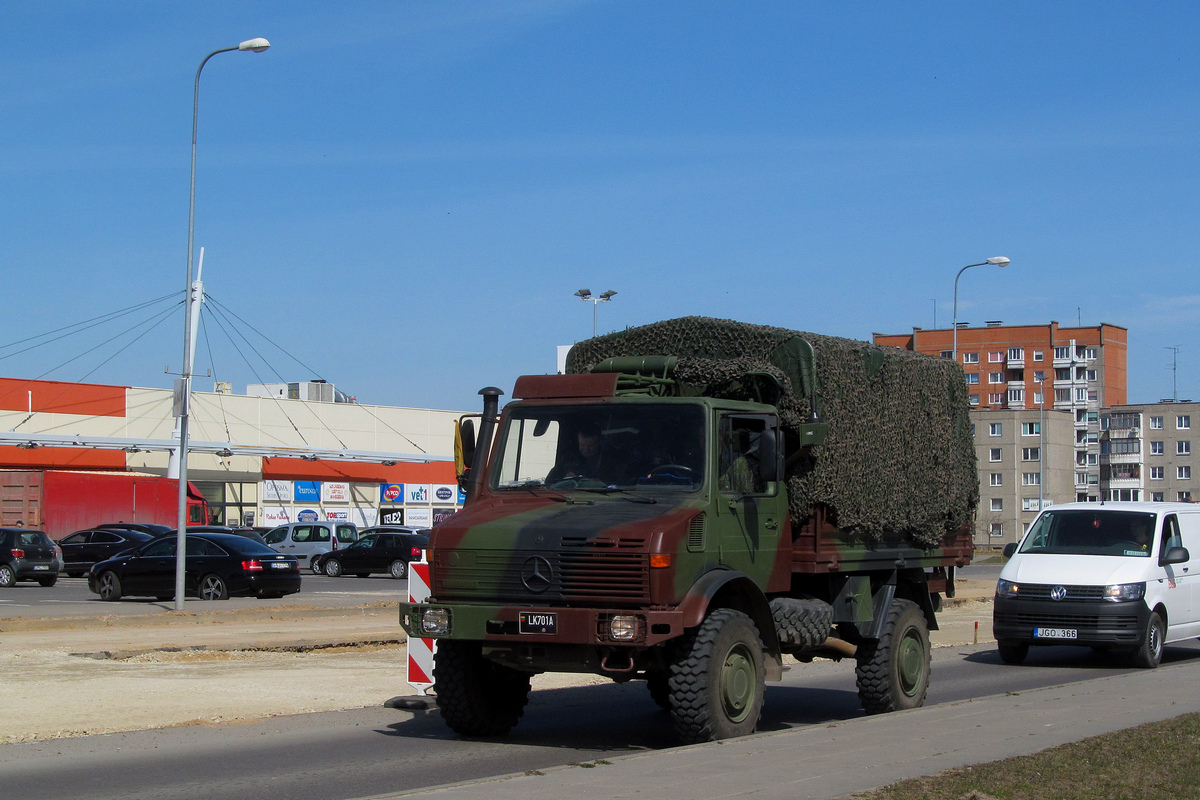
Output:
[
  {"xmin": 438, "ymin": 549, "xmax": 650, "ymax": 605},
  {"xmin": 1014, "ymin": 584, "xmax": 1108, "ymax": 601},
  {"xmin": 995, "ymin": 611, "xmax": 1140, "ymax": 631}
]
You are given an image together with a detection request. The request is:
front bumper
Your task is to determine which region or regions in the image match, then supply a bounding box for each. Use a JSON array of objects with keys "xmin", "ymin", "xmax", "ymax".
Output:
[{"xmin": 993, "ymin": 595, "xmax": 1149, "ymax": 646}]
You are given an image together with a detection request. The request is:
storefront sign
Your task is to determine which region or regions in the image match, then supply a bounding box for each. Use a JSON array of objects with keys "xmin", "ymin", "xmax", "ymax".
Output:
[
  {"xmin": 406, "ymin": 484, "xmax": 431, "ymax": 503},
  {"xmin": 405, "ymin": 507, "xmax": 433, "ymax": 527},
  {"xmin": 380, "ymin": 508, "xmax": 405, "ymax": 525},
  {"xmin": 433, "ymin": 484, "xmax": 456, "ymax": 502},
  {"xmin": 380, "ymin": 483, "xmax": 403, "ymax": 503},
  {"xmin": 297, "ymin": 508, "xmax": 319, "ymax": 522},
  {"xmin": 262, "ymin": 480, "xmax": 292, "ymax": 503},
  {"xmin": 261, "ymin": 506, "xmax": 291, "ymax": 526},
  {"xmin": 322, "ymin": 482, "xmax": 350, "ymax": 503},
  {"xmin": 324, "ymin": 509, "xmax": 349, "ymax": 521},
  {"xmin": 294, "ymin": 482, "xmax": 320, "ymax": 503},
  {"xmin": 432, "ymin": 508, "xmax": 458, "ymax": 526}
]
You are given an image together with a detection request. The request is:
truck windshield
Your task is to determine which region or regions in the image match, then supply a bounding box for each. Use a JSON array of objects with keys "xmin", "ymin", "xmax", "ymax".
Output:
[
  {"xmin": 493, "ymin": 404, "xmax": 705, "ymax": 492},
  {"xmin": 1018, "ymin": 509, "xmax": 1158, "ymax": 557}
]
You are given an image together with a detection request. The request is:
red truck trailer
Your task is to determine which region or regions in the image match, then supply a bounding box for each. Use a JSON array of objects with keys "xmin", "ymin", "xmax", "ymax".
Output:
[{"xmin": 0, "ymin": 470, "xmax": 210, "ymax": 539}]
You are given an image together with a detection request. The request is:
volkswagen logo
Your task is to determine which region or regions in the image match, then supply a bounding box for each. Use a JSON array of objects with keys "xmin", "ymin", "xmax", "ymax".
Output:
[
  {"xmin": 1050, "ymin": 585, "xmax": 1068, "ymax": 601},
  {"xmin": 521, "ymin": 556, "xmax": 553, "ymax": 593}
]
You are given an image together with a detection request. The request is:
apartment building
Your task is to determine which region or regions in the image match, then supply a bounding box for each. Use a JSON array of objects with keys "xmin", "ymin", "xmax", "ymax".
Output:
[
  {"xmin": 875, "ymin": 321, "xmax": 1128, "ymax": 504},
  {"xmin": 1100, "ymin": 401, "xmax": 1200, "ymax": 504}
]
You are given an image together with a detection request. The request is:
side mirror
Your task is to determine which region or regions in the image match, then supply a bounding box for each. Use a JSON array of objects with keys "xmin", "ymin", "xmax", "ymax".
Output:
[
  {"xmin": 1002, "ymin": 542, "xmax": 1018, "ymax": 559},
  {"xmin": 756, "ymin": 428, "xmax": 780, "ymax": 483},
  {"xmin": 1162, "ymin": 546, "xmax": 1190, "ymax": 565},
  {"xmin": 455, "ymin": 419, "xmax": 476, "ymax": 479}
]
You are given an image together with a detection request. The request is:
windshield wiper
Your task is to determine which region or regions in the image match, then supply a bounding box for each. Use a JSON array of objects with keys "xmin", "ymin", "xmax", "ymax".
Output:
[{"xmin": 575, "ymin": 487, "xmax": 658, "ymax": 504}]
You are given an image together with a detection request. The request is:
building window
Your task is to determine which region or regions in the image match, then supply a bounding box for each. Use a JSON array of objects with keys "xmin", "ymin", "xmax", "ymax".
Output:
[
  {"xmin": 990, "ymin": 473, "xmax": 1003, "ymax": 486},
  {"xmin": 1180, "ymin": 492, "xmax": 1192, "ymax": 502},
  {"xmin": 1076, "ymin": 367, "xmax": 1087, "ymax": 380},
  {"xmin": 1054, "ymin": 346, "xmax": 1070, "ymax": 360},
  {"xmin": 1105, "ymin": 439, "xmax": 1140, "ymax": 455},
  {"xmin": 1075, "ymin": 388, "xmax": 1088, "ymax": 402},
  {"xmin": 1055, "ymin": 388, "xmax": 1072, "ymax": 402},
  {"xmin": 1055, "ymin": 368, "xmax": 1071, "ymax": 381},
  {"xmin": 988, "ymin": 351, "xmax": 1005, "ymax": 363},
  {"xmin": 1022, "ymin": 447, "xmax": 1040, "ymax": 462},
  {"xmin": 1033, "ymin": 392, "xmax": 1044, "ymax": 405},
  {"xmin": 941, "ymin": 350, "xmax": 953, "ymax": 359},
  {"xmin": 1106, "ymin": 412, "xmax": 1140, "ymax": 431},
  {"xmin": 1022, "ymin": 498, "xmax": 1041, "ymax": 511},
  {"xmin": 990, "ymin": 522, "xmax": 1004, "ymax": 537},
  {"xmin": 1107, "ymin": 463, "xmax": 1140, "ymax": 480},
  {"xmin": 989, "ymin": 372, "xmax": 1004, "ymax": 384},
  {"xmin": 1088, "ymin": 390, "xmax": 1098, "ymax": 402},
  {"xmin": 1008, "ymin": 388, "xmax": 1025, "ymax": 403},
  {"xmin": 963, "ymin": 352, "xmax": 979, "ymax": 364},
  {"xmin": 1152, "ymin": 492, "xmax": 1165, "ymax": 502},
  {"xmin": 1087, "ymin": 411, "xmax": 1099, "ymax": 423},
  {"xmin": 1084, "ymin": 347, "xmax": 1097, "ymax": 359},
  {"xmin": 989, "ymin": 423, "xmax": 1002, "ymax": 436},
  {"xmin": 965, "ymin": 373, "xmax": 979, "ymax": 385},
  {"xmin": 1150, "ymin": 466, "xmax": 1164, "ymax": 480},
  {"xmin": 1179, "ymin": 441, "xmax": 1191, "ymax": 456},
  {"xmin": 1022, "ymin": 473, "xmax": 1041, "ymax": 486},
  {"xmin": 1086, "ymin": 369, "xmax": 1097, "ymax": 382},
  {"xmin": 1022, "ymin": 422, "xmax": 1040, "ymax": 436},
  {"xmin": 1009, "ymin": 368, "xmax": 1025, "ymax": 382},
  {"xmin": 989, "ymin": 393, "xmax": 1005, "ymax": 405},
  {"xmin": 1033, "ymin": 350, "xmax": 1044, "ymax": 362},
  {"xmin": 1150, "ymin": 416, "xmax": 1164, "ymax": 429},
  {"xmin": 1151, "ymin": 441, "xmax": 1165, "ymax": 455},
  {"xmin": 990, "ymin": 498, "xmax": 1003, "ymax": 512},
  {"xmin": 1033, "ymin": 370, "xmax": 1045, "ymax": 382},
  {"xmin": 990, "ymin": 448, "xmax": 1002, "ymax": 462},
  {"xmin": 1179, "ymin": 466, "xmax": 1192, "ymax": 480},
  {"xmin": 1008, "ymin": 347, "xmax": 1024, "ymax": 361},
  {"xmin": 969, "ymin": 393, "xmax": 980, "ymax": 406},
  {"xmin": 1178, "ymin": 415, "xmax": 1191, "ymax": 430}
]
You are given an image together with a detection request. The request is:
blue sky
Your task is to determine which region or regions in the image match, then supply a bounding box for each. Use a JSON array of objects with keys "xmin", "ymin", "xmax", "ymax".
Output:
[{"xmin": 2, "ymin": 2, "xmax": 1199, "ymax": 411}]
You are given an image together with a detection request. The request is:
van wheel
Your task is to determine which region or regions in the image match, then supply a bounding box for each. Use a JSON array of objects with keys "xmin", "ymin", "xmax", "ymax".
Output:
[
  {"xmin": 324, "ymin": 559, "xmax": 343, "ymax": 577},
  {"xmin": 668, "ymin": 608, "xmax": 765, "ymax": 743},
  {"xmin": 856, "ymin": 599, "xmax": 930, "ymax": 714},
  {"xmin": 997, "ymin": 641, "xmax": 1029, "ymax": 665},
  {"xmin": 389, "ymin": 560, "xmax": 408, "ymax": 580},
  {"xmin": 1134, "ymin": 611, "xmax": 1165, "ymax": 669},
  {"xmin": 311, "ymin": 561, "xmax": 324, "ymax": 575},
  {"xmin": 433, "ymin": 640, "xmax": 531, "ymax": 737}
]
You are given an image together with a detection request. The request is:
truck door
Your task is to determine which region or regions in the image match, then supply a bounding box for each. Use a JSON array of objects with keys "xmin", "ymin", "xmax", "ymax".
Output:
[{"xmin": 714, "ymin": 413, "xmax": 784, "ymax": 584}]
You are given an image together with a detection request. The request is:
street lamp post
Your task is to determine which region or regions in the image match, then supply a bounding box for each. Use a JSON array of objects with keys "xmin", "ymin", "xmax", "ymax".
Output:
[
  {"xmin": 952, "ymin": 257, "xmax": 1011, "ymax": 362},
  {"xmin": 174, "ymin": 37, "xmax": 271, "ymax": 611},
  {"xmin": 1036, "ymin": 374, "xmax": 1045, "ymax": 513},
  {"xmin": 574, "ymin": 289, "xmax": 617, "ymax": 338}
]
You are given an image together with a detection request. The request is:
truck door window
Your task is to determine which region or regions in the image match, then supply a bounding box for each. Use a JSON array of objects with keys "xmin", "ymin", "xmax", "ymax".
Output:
[{"xmin": 719, "ymin": 415, "xmax": 771, "ymax": 495}]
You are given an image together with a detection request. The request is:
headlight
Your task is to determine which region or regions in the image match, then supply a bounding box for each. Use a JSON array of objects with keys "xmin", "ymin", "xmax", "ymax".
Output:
[
  {"xmin": 996, "ymin": 579, "xmax": 1020, "ymax": 598},
  {"xmin": 419, "ymin": 607, "xmax": 451, "ymax": 635},
  {"xmin": 1103, "ymin": 583, "xmax": 1145, "ymax": 602},
  {"xmin": 609, "ymin": 615, "xmax": 639, "ymax": 641}
]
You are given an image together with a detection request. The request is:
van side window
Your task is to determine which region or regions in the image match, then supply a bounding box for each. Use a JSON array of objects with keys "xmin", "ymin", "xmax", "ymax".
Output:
[
  {"xmin": 1162, "ymin": 515, "xmax": 1184, "ymax": 554},
  {"xmin": 336, "ymin": 525, "xmax": 357, "ymax": 543},
  {"xmin": 312, "ymin": 526, "xmax": 331, "ymax": 543},
  {"xmin": 292, "ymin": 526, "xmax": 313, "ymax": 543},
  {"xmin": 264, "ymin": 527, "xmax": 287, "ymax": 545}
]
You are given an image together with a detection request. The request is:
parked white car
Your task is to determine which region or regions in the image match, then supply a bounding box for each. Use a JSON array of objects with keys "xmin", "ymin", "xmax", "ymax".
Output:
[{"xmin": 993, "ymin": 501, "xmax": 1200, "ymax": 668}]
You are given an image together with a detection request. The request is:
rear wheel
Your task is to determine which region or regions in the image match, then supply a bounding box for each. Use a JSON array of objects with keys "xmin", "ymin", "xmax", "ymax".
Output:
[
  {"xmin": 668, "ymin": 608, "xmax": 766, "ymax": 743},
  {"xmin": 389, "ymin": 559, "xmax": 408, "ymax": 579},
  {"xmin": 37, "ymin": 576, "xmax": 58, "ymax": 588},
  {"xmin": 66, "ymin": 571, "xmax": 84, "ymax": 579},
  {"xmin": 0, "ymin": 564, "xmax": 15, "ymax": 588},
  {"xmin": 856, "ymin": 599, "xmax": 930, "ymax": 714},
  {"xmin": 1134, "ymin": 611, "xmax": 1165, "ymax": 669},
  {"xmin": 997, "ymin": 641, "xmax": 1029, "ymax": 665},
  {"xmin": 433, "ymin": 640, "xmax": 532, "ymax": 737},
  {"xmin": 311, "ymin": 560, "xmax": 323, "ymax": 575},
  {"xmin": 199, "ymin": 574, "xmax": 229, "ymax": 601},
  {"xmin": 324, "ymin": 559, "xmax": 343, "ymax": 577},
  {"xmin": 97, "ymin": 571, "xmax": 122, "ymax": 601}
]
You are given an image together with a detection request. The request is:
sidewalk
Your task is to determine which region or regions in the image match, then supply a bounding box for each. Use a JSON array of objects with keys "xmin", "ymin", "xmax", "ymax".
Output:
[{"xmin": 383, "ymin": 658, "xmax": 1200, "ymax": 800}]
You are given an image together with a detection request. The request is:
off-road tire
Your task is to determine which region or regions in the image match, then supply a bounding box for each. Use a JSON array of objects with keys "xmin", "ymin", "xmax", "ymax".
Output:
[
  {"xmin": 433, "ymin": 640, "xmax": 532, "ymax": 737},
  {"xmin": 389, "ymin": 559, "xmax": 408, "ymax": 579},
  {"xmin": 855, "ymin": 598, "xmax": 930, "ymax": 714},
  {"xmin": 324, "ymin": 559, "xmax": 343, "ymax": 577},
  {"xmin": 199, "ymin": 574, "xmax": 229, "ymax": 601},
  {"xmin": 1134, "ymin": 611, "xmax": 1165, "ymax": 669},
  {"xmin": 668, "ymin": 608, "xmax": 766, "ymax": 743},
  {"xmin": 37, "ymin": 576, "xmax": 58, "ymax": 588},
  {"xmin": 646, "ymin": 669, "xmax": 671, "ymax": 711},
  {"xmin": 0, "ymin": 564, "xmax": 15, "ymax": 588},
  {"xmin": 97, "ymin": 571, "xmax": 122, "ymax": 601},
  {"xmin": 770, "ymin": 597, "xmax": 834, "ymax": 649},
  {"xmin": 997, "ymin": 641, "xmax": 1029, "ymax": 665}
]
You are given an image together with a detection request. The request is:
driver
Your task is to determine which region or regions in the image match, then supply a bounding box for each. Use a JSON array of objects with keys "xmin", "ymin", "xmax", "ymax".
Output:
[
  {"xmin": 1131, "ymin": 519, "xmax": 1152, "ymax": 552},
  {"xmin": 546, "ymin": 425, "xmax": 605, "ymax": 483}
]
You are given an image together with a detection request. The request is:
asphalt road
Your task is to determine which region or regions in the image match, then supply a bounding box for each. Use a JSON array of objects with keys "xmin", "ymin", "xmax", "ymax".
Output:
[
  {"xmin": 0, "ymin": 573, "xmax": 407, "ymax": 617},
  {"xmin": 4, "ymin": 637, "xmax": 1198, "ymax": 800}
]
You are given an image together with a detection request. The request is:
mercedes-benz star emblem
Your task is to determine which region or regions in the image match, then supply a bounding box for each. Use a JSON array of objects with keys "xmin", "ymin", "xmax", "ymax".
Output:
[
  {"xmin": 1050, "ymin": 585, "xmax": 1067, "ymax": 601},
  {"xmin": 521, "ymin": 556, "xmax": 553, "ymax": 593}
]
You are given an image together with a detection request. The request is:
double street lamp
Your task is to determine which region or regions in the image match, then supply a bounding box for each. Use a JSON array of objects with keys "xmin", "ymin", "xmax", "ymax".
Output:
[
  {"xmin": 574, "ymin": 288, "xmax": 617, "ymax": 338},
  {"xmin": 952, "ymin": 257, "xmax": 1010, "ymax": 362},
  {"xmin": 174, "ymin": 37, "xmax": 271, "ymax": 611}
]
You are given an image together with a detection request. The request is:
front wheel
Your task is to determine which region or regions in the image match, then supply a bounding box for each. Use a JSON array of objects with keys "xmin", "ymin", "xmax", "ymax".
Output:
[
  {"xmin": 997, "ymin": 641, "xmax": 1029, "ymax": 665},
  {"xmin": 668, "ymin": 607, "xmax": 766, "ymax": 743},
  {"xmin": 856, "ymin": 598, "xmax": 930, "ymax": 714},
  {"xmin": 324, "ymin": 559, "xmax": 343, "ymax": 577},
  {"xmin": 199, "ymin": 574, "xmax": 229, "ymax": 601},
  {"xmin": 433, "ymin": 640, "xmax": 532, "ymax": 737},
  {"xmin": 389, "ymin": 559, "xmax": 408, "ymax": 580},
  {"xmin": 1134, "ymin": 611, "xmax": 1165, "ymax": 669},
  {"xmin": 97, "ymin": 571, "xmax": 122, "ymax": 601}
]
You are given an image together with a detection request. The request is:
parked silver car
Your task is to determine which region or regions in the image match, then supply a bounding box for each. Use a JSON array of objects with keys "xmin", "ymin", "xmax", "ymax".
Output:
[{"xmin": 263, "ymin": 521, "xmax": 358, "ymax": 573}]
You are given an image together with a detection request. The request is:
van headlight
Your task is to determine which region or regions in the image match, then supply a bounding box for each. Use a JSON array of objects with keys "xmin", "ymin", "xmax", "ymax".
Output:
[
  {"xmin": 420, "ymin": 607, "xmax": 451, "ymax": 635},
  {"xmin": 1103, "ymin": 583, "xmax": 1145, "ymax": 602},
  {"xmin": 996, "ymin": 579, "xmax": 1020, "ymax": 598}
]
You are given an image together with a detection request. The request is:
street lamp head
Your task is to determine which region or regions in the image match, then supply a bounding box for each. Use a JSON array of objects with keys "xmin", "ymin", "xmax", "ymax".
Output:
[
  {"xmin": 986, "ymin": 256, "xmax": 1011, "ymax": 267},
  {"xmin": 575, "ymin": 289, "xmax": 592, "ymax": 300},
  {"xmin": 599, "ymin": 290, "xmax": 617, "ymax": 301},
  {"xmin": 238, "ymin": 38, "xmax": 271, "ymax": 53}
]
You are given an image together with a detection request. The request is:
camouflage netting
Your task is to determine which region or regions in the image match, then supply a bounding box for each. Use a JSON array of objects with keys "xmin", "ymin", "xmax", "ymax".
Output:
[{"xmin": 565, "ymin": 317, "xmax": 978, "ymax": 548}]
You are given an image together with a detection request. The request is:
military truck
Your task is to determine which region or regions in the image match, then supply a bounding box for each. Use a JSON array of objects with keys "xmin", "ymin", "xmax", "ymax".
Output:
[{"xmin": 401, "ymin": 317, "xmax": 976, "ymax": 743}]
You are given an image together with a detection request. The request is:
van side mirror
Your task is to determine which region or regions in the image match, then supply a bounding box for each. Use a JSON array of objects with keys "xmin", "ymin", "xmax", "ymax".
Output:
[
  {"xmin": 1162, "ymin": 546, "xmax": 1190, "ymax": 565},
  {"xmin": 1002, "ymin": 542, "xmax": 1018, "ymax": 559}
]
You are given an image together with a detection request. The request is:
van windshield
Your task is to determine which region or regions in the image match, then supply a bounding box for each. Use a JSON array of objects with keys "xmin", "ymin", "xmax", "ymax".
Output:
[{"xmin": 1018, "ymin": 510, "xmax": 1157, "ymax": 557}]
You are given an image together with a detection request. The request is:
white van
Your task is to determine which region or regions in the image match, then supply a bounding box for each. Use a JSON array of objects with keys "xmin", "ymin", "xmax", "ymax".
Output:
[
  {"xmin": 994, "ymin": 501, "xmax": 1200, "ymax": 668},
  {"xmin": 263, "ymin": 521, "xmax": 359, "ymax": 573}
]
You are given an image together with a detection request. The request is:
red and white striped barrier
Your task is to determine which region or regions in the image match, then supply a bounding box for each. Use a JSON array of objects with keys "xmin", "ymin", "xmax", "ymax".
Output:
[{"xmin": 406, "ymin": 552, "xmax": 436, "ymax": 696}]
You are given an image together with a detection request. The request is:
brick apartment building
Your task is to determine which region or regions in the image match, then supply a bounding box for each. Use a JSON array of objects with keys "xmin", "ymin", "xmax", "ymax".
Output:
[{"xmin": 875, "ymin": 321, "xmax": 1128, "ymax": 545}]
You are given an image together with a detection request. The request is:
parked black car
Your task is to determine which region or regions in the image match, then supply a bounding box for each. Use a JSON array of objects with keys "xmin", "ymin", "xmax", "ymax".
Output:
[
  {"xmin": 58, "ymin": 528, "xmax": 155, "ymax": 578},
  {"xmin": 313, "ymin": 527, "xmax": 430, "ymax": 579},
  {"xmin": 97, "ymin": 522, "xmax": 174, "ymax": 536},
  {"xmin": 87, "ymin": 532, "xmax": 301, "ymax": 601},
  {"xmin": 0, "ymin": 528, "xmax": 63, "ymax": 588},
  {"xmin": 154, "ymin": 526, "xmax": 269, "ymax": 545}
]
